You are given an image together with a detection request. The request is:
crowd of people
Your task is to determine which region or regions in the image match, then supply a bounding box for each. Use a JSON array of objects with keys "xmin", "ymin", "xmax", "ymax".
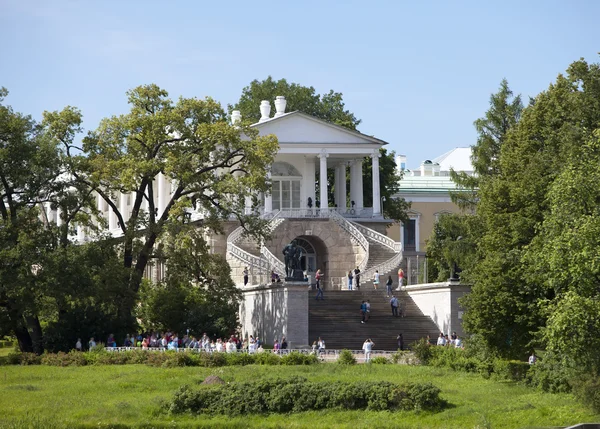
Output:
[
  {"xmin": 79, "ymin": 332, "xmax": 295, "ymax": 354},
  {"xmin": 433, "ymin": 332, "xmax": 463, "ymax": 348}
]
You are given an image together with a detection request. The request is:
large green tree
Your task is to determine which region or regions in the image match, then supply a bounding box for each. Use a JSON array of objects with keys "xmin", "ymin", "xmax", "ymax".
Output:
[
  {"xmin": 48, "ymin": 84, "xmax": 279, "ymax": 332},
  {"xmin": 231, "ymin": 77, "xmax": 409, "ymax": 221},
  {"xmin": 462, "ymin": 58, "xmax": 600, "ymax": 357}
]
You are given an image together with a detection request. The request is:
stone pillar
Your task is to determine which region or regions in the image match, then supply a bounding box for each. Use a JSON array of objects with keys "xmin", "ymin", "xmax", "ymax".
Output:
[
  {"xmin": 264, "ymin": 168, "xmax": 272, "ymax": 213},
  {"xmin": 303, "ymin": 156, "xmax": 316, "ymax": 209},
  {"xmin": 371, "ymin": 150, "xmax": 381, "ymax": 216},
  {"xmin": 355, "ymin": 159, "xmax": 364, "ymax": 210},
  {"xmin": 77, "ymin": 224, "xmax": 85, "ymax": 242},
  {"xmin": 56, "ymin": 206, "xmax": 63, "ymax": 227},
  {"xmin": 119, "ymin": 192, "xmax": 128, "ymax": 228},
  {"xmin": 157, "ymin": 173, "xmax": 167, "ymax": 218},
  {"xmin": 340, "ymin": 163, "xmax": 347, "ymax": 209},
  {"xmin": 245, "ymin": 196, "xmax": 252, "ymax": 215},
  {"xmin": 333, "ymin": 165, "xmax": 341, "ymax": 208},
  {"xmin": 108, "ymin": 198, "xmax": 117, "ymax": 230},
  {"xmin": 318, "ymin": 150, "xmax": 329, "ymax": 209}
]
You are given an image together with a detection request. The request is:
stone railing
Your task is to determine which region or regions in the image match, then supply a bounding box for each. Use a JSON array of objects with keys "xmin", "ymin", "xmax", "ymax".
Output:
[
  {"xmin": 227, "ymin": 211, "xmax": 284, "ymax": 275},
  {"xmin": 275, "ymin": 207, "xmax": 376, "ymax": 219},
  {"xmin": 361, "ymin": 251, "xmax": 403, "ymax": 284},
  {"xmin": 260, "ymin": 214, "xmax": 285, "ymax": 275},
  {"xmin": 330, "ymin": 210, "xmax": 369, "ymax": 272},
  {"xmin": 351, "ymin": 222, "xmax": 402, "ymax": 253}
]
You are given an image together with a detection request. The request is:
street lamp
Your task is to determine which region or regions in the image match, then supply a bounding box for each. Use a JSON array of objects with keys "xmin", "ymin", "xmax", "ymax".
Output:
[{"xmin": 381, "ymin": 196, "xmax": 386, "ymax": 213}]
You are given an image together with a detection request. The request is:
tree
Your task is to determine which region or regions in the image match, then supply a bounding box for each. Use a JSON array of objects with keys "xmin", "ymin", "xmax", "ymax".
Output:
[
  {"xmin": 231, "ymin": 77, "xmax": 409, "ymax": 222},
  {"xmin": 138, "ymin": 226, "xmax": 241, "ymax": 338},
  {"xmin": 450, "ymin": 79, "xmax": 523, "ymax": 210},
  {"xmin": 462, "ymin": 58, "xmax": 600, "ymax": 357},
  {"xmin": 230, "ymin": 76, "xmax": 360, "ymax": 130},
  {"xmin": 48, "ymin": 84, "xmax": 279, "ymax": 332}
]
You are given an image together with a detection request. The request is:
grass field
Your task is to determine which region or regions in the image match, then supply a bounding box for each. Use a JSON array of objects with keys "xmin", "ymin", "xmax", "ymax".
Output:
[{"xmin": 0, "ymin": 363, "xmax": 597, "ymax": 428}]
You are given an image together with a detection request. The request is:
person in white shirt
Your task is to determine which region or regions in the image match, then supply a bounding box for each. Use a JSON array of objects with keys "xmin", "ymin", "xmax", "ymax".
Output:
[
  {"xmin": 88, "ymin": 337, "xmax": 96, "ymax": 350},
  {"xmin": 528, "ymin": 352, "xmax": 537, "ymax": 365},
  {"xmin": 454, "ymin": 337, "xmax": 463, "ymax": 348},
  {"xmin": 373, "ymin": 270, "xmax": 380, "ymax": 290},
  {"xmin": 362, "ymin": 338, "xmax": 374, "ymax": 363},
  {"xmin": 437, "ymin": 333, "xmax": 447, "ymax": 346},
  {"xmin": 75, "ymin": 338, "xmax": 82, "ymax": 351}
]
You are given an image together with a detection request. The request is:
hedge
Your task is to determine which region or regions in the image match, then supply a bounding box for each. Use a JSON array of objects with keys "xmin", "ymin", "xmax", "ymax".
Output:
[{"xmin": 168, "ymin": 377, "xmax": 447, "ymax": 415}]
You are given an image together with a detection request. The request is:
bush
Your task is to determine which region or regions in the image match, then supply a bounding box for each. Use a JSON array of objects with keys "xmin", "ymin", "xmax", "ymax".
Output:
[
  {"xmin": 370, "ymin": 357, "xmax": 390, "ymax": 364},
  {"xmin": 225, "ymin": 352, "xmax": 256, "ymax": 366},
  {"xmin": 492, "ymin": 359, "xmax": 530, "ymax": 381},
  {"xmin": 391, "ymin": 350, "xmax": 418, "ymax": 365},
  {"xmin": 410, "ymin": 338, "xmax": 433, "ymax": 364},
  {"xmin": 41, "ymin": 351, "xmax": 87, "ymax": 367},
  {"xmin": 337, "ymin": 350, "xmax": 357, "ymax": 365},
  {"xmin": 254, "ymin": 352, "xmax": 281, "ymax": 365},
  {"xmin": 168, "ymin": 378, "xmax": 447, "ymax": 415},
  {"xmin": 572, "ymin": 376, "xmax": 600, "ymax": 413},
  {"xmin": 527, "ymin": 352, "xmax": 574, "ymax": 393},
  {"xmin": 280, "ymin": 352, "xmax": 317, "ymax": 365},
  {"xmin": 19, "ymin": 353, "xmax": 42, "ymax": 365}
]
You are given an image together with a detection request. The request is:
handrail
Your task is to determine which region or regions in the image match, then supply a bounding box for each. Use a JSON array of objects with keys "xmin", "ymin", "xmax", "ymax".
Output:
[
  {"xmin": 329, "ymin": 210, "xmax": 369, "ymax": 272},
  {"xmin": 351, "ymin": 222, "xmax": 402, "ymax": 253},
  {"xmin": 362, "ymin": 251, "xmax": 403, "ymax": 284},
  {"xmin": 260, "ymin": 215, "xmax": 285, "ymax": 274}
]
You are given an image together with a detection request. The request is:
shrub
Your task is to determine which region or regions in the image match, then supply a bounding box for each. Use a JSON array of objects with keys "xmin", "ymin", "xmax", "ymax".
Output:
[
  {"xmin": 370, "ymin": 356, "xmax": 390, "ymax": 364},
  {"xmin": 572, "ymin": 376, "xmax": 600, "ymax": 413},
  {"xmin": 254, "ymin": 352, "xmax": 281, "ymax": 365},
  {"xmin": 527, "ymin": 352, "xmax": 574, "ymax": 393},
  {"xmin": 410, "ymin": 338, "xmax": 433, "ymax": 364},
  {"xmin": 41, "ymin": 351, "xmax": 86, "ymax": 367},
  {"xmin": 281, "ymin": 352, "xmax": 317, "ymax": 365},
  {"xmin": 225, "ymin": 352, "xmax": 256, "ymax": 366},
  {"xmin": 391, "ymin": 350, "xmax": 418, "ymax": 365},
  {"xmin": 337, "ymin": 350, "xmax": 357, "ymax": 365},
  {"xmin": 168, "ymin": 378, "xmax": 447, "ymax": 415},
  {"xmin": 19, "ymin": 353, "xmax": 42, "ymax": 365},
  {"xmin": 492, "ymin": 359, "xmax": 530, "ymax": 382},
  {"xmin": 146, "ymin": 352, "xmax": 171, "ymax": 367}
]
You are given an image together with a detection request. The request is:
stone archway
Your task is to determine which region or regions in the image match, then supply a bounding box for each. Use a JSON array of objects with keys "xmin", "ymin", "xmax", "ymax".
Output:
[{"xmin": 294, "ymin": 235, "xmax": 328, "ymax": 275}]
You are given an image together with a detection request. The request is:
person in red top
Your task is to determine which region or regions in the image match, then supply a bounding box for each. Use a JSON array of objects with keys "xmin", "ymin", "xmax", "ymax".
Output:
[{"xmin": 397, "ymin": 268, "xmax": 405, "ymax": 290}]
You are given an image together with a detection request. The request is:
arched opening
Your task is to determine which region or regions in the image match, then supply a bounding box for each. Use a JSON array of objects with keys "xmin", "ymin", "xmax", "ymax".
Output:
[{"xmin": 294, "ymin": 235, "xmax": 328, "ymax": 275}]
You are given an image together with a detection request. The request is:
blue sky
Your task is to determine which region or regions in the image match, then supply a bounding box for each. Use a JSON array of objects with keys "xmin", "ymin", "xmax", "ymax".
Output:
[{"xmin": 1, "ymin": 0, "xmax": 598, "ymax": 168}]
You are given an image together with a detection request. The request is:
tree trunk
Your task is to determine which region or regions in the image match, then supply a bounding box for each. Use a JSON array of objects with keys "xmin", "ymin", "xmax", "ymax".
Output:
[
  {"xmin": 5, "ymin": 304, "xmax": 33, "ymax": 353},
  {"xmin": 25, "ymin": 315, "xmax": 44, "ymax": 355}
]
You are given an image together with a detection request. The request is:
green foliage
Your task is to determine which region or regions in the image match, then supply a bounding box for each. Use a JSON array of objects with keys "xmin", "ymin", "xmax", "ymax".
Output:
[
  {"xmin": 168, "ymin": 378, "xmax": 447, "ymax": 415},
  {"xmin": 370, "ymin": 356, "xmax": 390, "ymax": 364},
  {"xmin": 572, "ymin": 376, "xmax": 600, "ymax": 413},
  {"xmin": 40, "ymin": 351, "xmax": 87, "ymax": 367},
  {"xmin": 337, "ymin": 349, "xmax": 357, "ymax": 365},
  {"xmin": 492, "ymin": 359, "xmax": 530, "ymax": 382},
  {"xmin": 410, "ymin": 338, "xmax": 433, "ymax": 364},
  {"xmin": 527, "ymin": 352, "xmax": 575, "ymax": 393},
  {"xmin": 280, "ymin": 351, "xmax": 318, "ymax": 365},
  {"xmin": 230, "ymin": 76, "xmax": 360, "ymax": 130}
]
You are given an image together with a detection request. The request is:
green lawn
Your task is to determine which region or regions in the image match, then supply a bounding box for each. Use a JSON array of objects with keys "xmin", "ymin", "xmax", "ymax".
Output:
[{"xmin": 0, "ymin": 363, "xmax": 597, "ymax": 428}]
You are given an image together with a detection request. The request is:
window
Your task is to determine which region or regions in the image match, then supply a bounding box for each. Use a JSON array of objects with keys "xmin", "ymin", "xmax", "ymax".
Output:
[
  {"xmin": 272, "ymin": 180, "xmax": 301, "ymax": 210},
  {"xmin": 403, "ymin": 219, "xmax": 416, "ymax": 252}
]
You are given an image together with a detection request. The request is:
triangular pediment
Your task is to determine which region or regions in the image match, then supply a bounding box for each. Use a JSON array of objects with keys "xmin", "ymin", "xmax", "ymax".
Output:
[{"xmin": 252, "ymin": 112, "xmax": 387, "ymax": 146}]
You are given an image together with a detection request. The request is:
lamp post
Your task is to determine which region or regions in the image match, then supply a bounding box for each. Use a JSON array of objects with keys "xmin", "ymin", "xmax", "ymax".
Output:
[{"xmin": 381, "ymin": 196, "xmax": 386, "ymax": 215}]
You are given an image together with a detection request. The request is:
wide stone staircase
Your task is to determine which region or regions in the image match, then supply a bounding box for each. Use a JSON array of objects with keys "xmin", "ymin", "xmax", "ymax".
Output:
[{"xmin": 308, "ymin": 289, "xmax": 440, "ymax": 350}]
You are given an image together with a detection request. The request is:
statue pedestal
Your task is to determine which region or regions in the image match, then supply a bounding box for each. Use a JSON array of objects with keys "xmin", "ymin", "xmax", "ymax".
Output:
[{"xmin": 286, "ymin": 269, "xmax": 306, "ymax": 282}]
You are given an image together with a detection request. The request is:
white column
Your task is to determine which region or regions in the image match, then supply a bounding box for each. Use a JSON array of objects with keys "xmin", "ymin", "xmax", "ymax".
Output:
[
  {"xmin": 77, "ymin": 224, "xmax": 85, "ymax": 242},
  {"xmin": 355, "ymin": 159, "xmax": 364, "ymax": 209},
  {"xmin": 157, "ymin": 173, "xmax": 167, "ymax": 218},
  {"xmin": 333, "ymin": 165, "xmax": 341, "ymax": 208},
  {"xmin": 244, "ymin": 196, "xmax": 252, "ymax": 215},
  {"xmin": 264, "ymin": 169, "xmax": 273, "ymax": 213},
  {"xmin": 318, "ymin": 150, "xmax": 329, "ymax": 209},
  {"xmin": 108, "ymin": 199, "xmax": 116, "ymax": 230},
  {"xmin": 119, "ymin": 192, "xmax": 128, "ymax": 228},
  {"xmin": 371, "ymin": 150, "xmax": 381, "ymax": 216},
  {"xmin": 56, "ymin": 207, "xmax": 63, "ymax": 227},
  {"xmin": 415, "ymin": 215, "xmax": 421, "ymax": 252},
  {"xmin": 303, "ymin": 156, "xmax": 316, "ymax": 209},
  {"xmin": 340, "ymin": 163, "xmax": 347, "ymax": 209}
]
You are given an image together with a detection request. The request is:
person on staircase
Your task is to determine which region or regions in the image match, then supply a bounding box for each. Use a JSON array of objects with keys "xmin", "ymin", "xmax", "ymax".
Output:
[
  {"xmin": 360, "ymin": 301, "xmax": 367, "ymax": 324},
  {"xmin": 390, "ymin": 295, "xmax": 399, "ymax": 317},
  {"xmin": 373, "ymin": 270, "xmax": 380, "ymax": 290},
  {"xmin": 243, "ymin": 267, "xmax": 249, "ymax": 286},
  {"xmin": 315, "ymin": 269, "xmax": 324, "ymax": 300},
  {"xmin": 347, "ymin": 270, "xmax": 354, "ymax": 291},
  {"xmin": 354, "ymin": 266, "xmax": 361, "ymax": 289},
  {"xmin": 386, "ymin": 275, "xmax": 393, "ymax": 297},
  {"xmin": 397, "ymin": 268, "xmax": 405, "ymax": 290},
  {"xmin": 365, "ymin": 300, "xmax": 371, "ymax": 321}
]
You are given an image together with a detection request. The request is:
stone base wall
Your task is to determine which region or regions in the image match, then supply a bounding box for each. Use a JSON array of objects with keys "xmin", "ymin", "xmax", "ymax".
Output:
[
  {"xmin": 239, "ymin": 283, "xmax": 309, "ymax": 348},
  {"xmin": 405, "ymin": 280, "xmax": 471, "ymax": 337}
]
